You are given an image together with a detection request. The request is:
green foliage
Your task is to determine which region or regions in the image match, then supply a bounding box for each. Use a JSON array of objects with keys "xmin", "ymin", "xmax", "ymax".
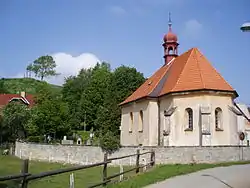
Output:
[
  {"xmin": 95, "ymin": 65, "xmax": 145, "ymax": 151},
  {"xmin": 0, "ymin": 78, "xmax": 9, "ymax": 94},
  {"xmin": 1, "ymin": 60, "xmax": 145, "ymax": 146},
  {"xmin": 27, "ymin": 55, "xmax": 59, "ymax": 80},
  {"xmin": 2, "ymin": 102, "xmax": 31, "ymax": 142},
  {"xmin": 62, "ymin": 62, "xmax": 145, "ymax": 150},
  {"xmin": 28, "ymin": 83, "xmax": 71, "ymax": 139},
  {"xmin": 26, "ymin": 135, "xmax": 43, "ymax": 143},
  {"xmin": 99, "ymin": 131, "xmax": 120, "ymax": 154},
  {"xmin": 79, "ymin": 62, "xmax": 112, "ymax": 130},
  {"xmin": 1, "ymin": 78, "xmax": 61, "ymax": 94},
  {"xmin": 77, "ymin": 130, "xmax": 90, "ymax": 142},
  {"xmin": 62, "ymin": 68, "xmax": 93, "ymax": 130}
]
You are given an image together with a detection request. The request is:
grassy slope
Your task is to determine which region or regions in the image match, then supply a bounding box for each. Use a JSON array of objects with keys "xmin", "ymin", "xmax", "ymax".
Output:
[
  {"xmin": 2, "ymin": 78, "xmax": 61, "ymax": 94},
  {"xmin": 0, "ymin": 155, "xmax": 249, "ymax": 188}
]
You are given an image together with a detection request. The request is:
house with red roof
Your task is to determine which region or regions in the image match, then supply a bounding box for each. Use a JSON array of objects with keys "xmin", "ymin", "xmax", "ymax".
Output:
[
  {"xmin": 120, "ymin": 16, "xmax": 249, "ymax": 147},
  {"xmin": 0, "ymin": 91, "xmax": 34, "ymax": 110}
]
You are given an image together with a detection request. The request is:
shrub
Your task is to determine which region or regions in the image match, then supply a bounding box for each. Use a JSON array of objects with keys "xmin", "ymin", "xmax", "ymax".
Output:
[
  {"xmin": 99, "ymin": 131, "xmax": 120, "ymax": 154},
  {"xmin": 27, "ymin": 136, "xmax": 43, "ymax": 143}
]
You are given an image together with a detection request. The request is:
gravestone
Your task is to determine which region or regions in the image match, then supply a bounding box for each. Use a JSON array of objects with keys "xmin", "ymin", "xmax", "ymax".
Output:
[
  {"xmin": 86, "ymin": 139, "xmax": 92, "ymax": 146},
  {"xmin": 61, "ymin": 135, "xmax": 73, "ymax": 145},
  {"xmin": 77, "ymin": 137, "xmax": 82, "ymax": 145}
]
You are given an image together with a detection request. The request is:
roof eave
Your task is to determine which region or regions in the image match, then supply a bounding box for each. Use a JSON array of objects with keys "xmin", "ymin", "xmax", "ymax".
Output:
[
  {"xmin": 159, "ymin": 89, "xmax": 238, "ymax": 98},
  {"xmin": 120, "ymin": 89, "xmax": 238, "ymax": 107}
]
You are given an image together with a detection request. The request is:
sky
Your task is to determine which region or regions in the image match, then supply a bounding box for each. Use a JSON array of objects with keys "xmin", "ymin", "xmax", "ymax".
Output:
[{"xmin": 0, "ymin": 0, "xmax": 250, "ymax": 103}]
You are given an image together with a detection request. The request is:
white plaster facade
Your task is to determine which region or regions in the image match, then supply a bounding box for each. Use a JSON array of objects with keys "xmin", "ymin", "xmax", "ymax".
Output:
[{"xmin": 120, "ymin": 91, "xmax": 249, "ymax": 146}]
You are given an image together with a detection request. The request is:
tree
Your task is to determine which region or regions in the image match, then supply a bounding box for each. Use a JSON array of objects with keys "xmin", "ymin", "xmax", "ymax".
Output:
[
  {"xmin": 62, "ymin": 68, "xmax": 93, "ymax": 130},
  {"xmin": 96, "ymin": 66, "xmax": 145, "ymax": 152},
  {"xmin": 62, "ymin": 62, "xmax": 112, "ymax": 131},
  {"xmin": 0, "ymin": 78, "xmax": 8, "ymax": 94},
  {"xmin": 27, "ymin": 55, "xmax": 59, "ymax": 80},
  {"xmin": 2, "ymin": 102, "xmax": 31, "ymax": 142},
  {"xmin": 28, "ymin": 83, "xmax": 71, "ymax": 139},
  {"xmin": 79, "ymin": 62, "xmax": 112, "ymax": 130}
]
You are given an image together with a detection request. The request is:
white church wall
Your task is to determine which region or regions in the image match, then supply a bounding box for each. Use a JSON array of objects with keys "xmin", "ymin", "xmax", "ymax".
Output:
[
  {"xmin": 159, "ymin": 96, "xmax": 174, "ymax": 146},
  {"xmin": 120, "ymin": 100, "xmax": 150, "ymax": 146},
  {"xmin": 148, "ymin": 100, "xmax": 160, "ymax": 146},
  {"xmin": 170, "ymin": 93, "xmax": 237, "ymax": 146}
]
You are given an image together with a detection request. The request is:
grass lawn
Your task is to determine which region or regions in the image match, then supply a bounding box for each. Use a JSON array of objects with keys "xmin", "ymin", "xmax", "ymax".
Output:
[{"xmin": 0, "ymin": 155, "xmax": 249, "ymax": 188}]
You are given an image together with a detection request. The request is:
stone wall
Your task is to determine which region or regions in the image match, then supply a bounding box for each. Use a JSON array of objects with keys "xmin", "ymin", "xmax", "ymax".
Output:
[{"xmin": 15, "ymin": 142, "xmax": 250, "ymax": 166}]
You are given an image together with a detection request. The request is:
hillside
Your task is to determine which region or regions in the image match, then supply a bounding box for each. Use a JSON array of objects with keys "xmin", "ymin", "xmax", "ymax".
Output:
[{"xmin": 2, "ymin": 78, "xmax": 62, "ymax": 94}]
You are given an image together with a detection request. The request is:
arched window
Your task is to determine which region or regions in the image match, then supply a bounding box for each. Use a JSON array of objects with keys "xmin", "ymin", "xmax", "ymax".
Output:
[
  {"xmin": 138, "ymin": 110, "xmax": 143, "ymax": 132},
  {"xmin": 185, "ymin": 108, "xmax": 193, "ymax": 130},
  {"xmin": 215, "ymin": 107, "xmax": 223, "ymax": 130},
  {"xmin": 168, "ymin": 46, "xmax": 174, "ymax": 55},
  {"xmin": 129, "ymin": 112, "xmax": 133, "ymax": 133}
]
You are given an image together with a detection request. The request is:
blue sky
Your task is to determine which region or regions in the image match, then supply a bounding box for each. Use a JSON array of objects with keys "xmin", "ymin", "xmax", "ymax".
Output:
[{"xmin": 1, "ymin": 0, "xmax": 250, "ymax": 103}]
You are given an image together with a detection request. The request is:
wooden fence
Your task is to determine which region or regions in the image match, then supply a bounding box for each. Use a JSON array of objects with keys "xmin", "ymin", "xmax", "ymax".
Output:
[{"xmin": 0, "ymin": 149, "xmax": 155, "ymax": 188}]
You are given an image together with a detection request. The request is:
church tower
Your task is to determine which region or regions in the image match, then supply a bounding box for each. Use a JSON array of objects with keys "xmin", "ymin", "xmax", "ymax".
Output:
[{"xmin": 162, "ymin": 13, "xmax": 179, "ymax": 64}]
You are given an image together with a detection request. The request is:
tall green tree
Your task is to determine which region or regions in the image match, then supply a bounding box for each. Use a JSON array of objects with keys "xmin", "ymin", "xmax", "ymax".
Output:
[
  {"xmin": 2, "ymin": 102, "xmax": 31, "ymax": 142},
  {"xmin": 79, "ymin": 62, "xmax": 112, "ymax": 131},
  {"xmin": 0, "ymin": 78, "xmax": 8, "ymax": 94},
  {"xmin": 96, "ymin": 66, "xmax": 145, "ymax": 152},
  {"xmin": 28, "ymin": 83, "xmax": 71, "ymax": 139},
  {"xmin": 62, "ymin": 68, "xmax": 93, "ymax": 130},
  {"xmin": 27, "ymin": 55, "xmax": 59, "ymax": 80}
]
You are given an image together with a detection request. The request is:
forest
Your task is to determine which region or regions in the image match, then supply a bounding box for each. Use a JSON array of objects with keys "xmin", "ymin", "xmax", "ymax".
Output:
[{"xmin": 0, "ymin": 55, "xmax": 145, "ymax": 153}]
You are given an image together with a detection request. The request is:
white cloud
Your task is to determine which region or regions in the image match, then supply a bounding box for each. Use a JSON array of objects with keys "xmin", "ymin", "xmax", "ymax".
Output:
[
  {"xmin": 46, "ymin": 53, "xmax": 100, "ymax": 85},
  {"xmin": 12, "ymin": 53, "xmax": 100, "ymax": 85},
  {"xmin": 108, "ymin": 5, "xmax": 126, "ymax": 15},
  {"xmin": 183, "ymin": 19, "xmax": 203, "ymax": 39}
]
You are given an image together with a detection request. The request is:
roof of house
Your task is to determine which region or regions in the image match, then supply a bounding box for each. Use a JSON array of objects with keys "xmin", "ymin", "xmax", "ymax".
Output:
[
  {"xmin": 121, "ymin": 48, "xmax": 237, "ymax": 105},
  {"xmin": 0, "ymin": 93, "xmax": 34, "ymax": 107}
]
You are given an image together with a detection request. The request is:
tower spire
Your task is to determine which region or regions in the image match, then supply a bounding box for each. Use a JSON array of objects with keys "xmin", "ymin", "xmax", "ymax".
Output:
[
  {"xmin": 168, "ymin": 12, "xmax": 172, "ymax": 31},
  {"xmin": 163, "ymin": 12, "xmax": 179, "ymax": 65}
]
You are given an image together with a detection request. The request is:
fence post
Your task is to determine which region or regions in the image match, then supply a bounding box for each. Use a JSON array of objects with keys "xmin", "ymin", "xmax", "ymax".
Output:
[
  {"xmin": 136, "ymin": 149, "xmax": 140, "ymax": 173},
  {"xmin": 102, "ymin": 153, "xmax": 108, "ymax": 186},
  {"xmin": 150, "ymin": 150, "xmax": 155, "ymax": 167},
  {"xmin": 21, "ymin": 159, "xmax": 29, "ymax": 188}
]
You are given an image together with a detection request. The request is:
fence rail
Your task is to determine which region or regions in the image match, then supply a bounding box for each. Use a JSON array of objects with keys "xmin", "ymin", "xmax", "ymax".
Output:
[{"xmin": 0, "ymin": 149, "xmax": 155, "ymax": 188}]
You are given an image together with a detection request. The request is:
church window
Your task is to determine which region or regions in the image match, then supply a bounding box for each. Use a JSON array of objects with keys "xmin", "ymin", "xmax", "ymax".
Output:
[
  {"xmin": 185, "ymin": 108, "xmax": 193, "ymax": 131},
  {"xmin": 215, "ymin": 107, "xmax": 223, "ymax": 131},
  {"xmin": 138, "ymin": 110, "xmax": 143, "ymax": 132},
  {"xmin": 129, "ymin": 112, "xmax": 133, "ymax": 133}
]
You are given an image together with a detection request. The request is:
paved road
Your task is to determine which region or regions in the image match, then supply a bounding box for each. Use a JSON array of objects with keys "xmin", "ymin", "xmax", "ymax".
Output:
[{"xmin": 145, "ymin": 164, "xmax": 250, "ymax": 188}]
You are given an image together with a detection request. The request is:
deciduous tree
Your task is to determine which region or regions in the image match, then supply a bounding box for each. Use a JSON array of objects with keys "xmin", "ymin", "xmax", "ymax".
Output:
[
  {"xmin": 2, "ymin": 102, "xmax": 31, "ymax": 142},
  {"xmin": 27, "ymin": 55, "xmax": 59, "ymax": 80}
]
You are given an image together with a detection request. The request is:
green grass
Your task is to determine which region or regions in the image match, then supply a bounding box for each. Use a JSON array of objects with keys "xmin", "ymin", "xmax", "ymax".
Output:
[
  {"xmin": 2, "ymin": 78, "xmax": 61, "ymax": 94},
  {"xmin": 0, "ymin": 155, "xmax": 249, "ymax": 188},
  {"xmin": 108, "ymin": 161, "xmax": 250, "ymax": 188},
  {"xmin": 0, "ymin": 155, "xmax": 133, "ymax": 188}
]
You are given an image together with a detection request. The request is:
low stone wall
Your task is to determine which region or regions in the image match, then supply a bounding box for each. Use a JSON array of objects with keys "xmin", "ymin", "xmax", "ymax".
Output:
[{"xmin": 15, "ymin": 142, "xmax": 250, "ymax": 166}]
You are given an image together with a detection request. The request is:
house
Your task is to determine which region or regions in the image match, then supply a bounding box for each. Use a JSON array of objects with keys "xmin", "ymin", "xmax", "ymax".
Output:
[
  {"xmin": 0, "ymin": 91, "xmax": 34, "ymax": 109},
  {"xmin": 119, "ymin": 16, "xmax": 250, "ymax": 147}
]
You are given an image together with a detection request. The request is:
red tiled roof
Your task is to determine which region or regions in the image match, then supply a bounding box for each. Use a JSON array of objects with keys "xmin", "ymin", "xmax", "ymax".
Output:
[
  {"xmin": 120, "ymin": 48, "xmax": 237, "ymax": 105},
  {"xmin": 0, "ymin": 94, "xmax": 34, "ymax": 107}
]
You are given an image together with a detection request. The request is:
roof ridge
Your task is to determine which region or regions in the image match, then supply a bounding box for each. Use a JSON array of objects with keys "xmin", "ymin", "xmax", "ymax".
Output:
[
  {"xmin": 194, "ymin": 48, "xmax": 205, "ymax": 89},
  {"xmin": 148, "ymin": 61, "xmax": 174, "ymax": 96},
  {"xmin": 171, "ymin": 48, "xmax": 194, "ymax": 91}
]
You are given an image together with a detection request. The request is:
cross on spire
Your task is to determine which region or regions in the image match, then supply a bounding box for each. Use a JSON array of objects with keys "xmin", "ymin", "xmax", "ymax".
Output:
[{"xmin": 168, "ymin": 12, "xmax": 172, "ymax": 31}]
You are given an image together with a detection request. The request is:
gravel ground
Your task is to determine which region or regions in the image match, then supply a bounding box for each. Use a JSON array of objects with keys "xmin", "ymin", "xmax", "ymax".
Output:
[{"xmin": 145, "ymin": 164, "xmax": 250, "ymax": 188}]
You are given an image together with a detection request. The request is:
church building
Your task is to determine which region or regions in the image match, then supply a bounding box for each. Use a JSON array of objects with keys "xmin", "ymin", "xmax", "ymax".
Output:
[{"xmin": 119, "ymin": 16, "xmax": 250, "ymax": 147}]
